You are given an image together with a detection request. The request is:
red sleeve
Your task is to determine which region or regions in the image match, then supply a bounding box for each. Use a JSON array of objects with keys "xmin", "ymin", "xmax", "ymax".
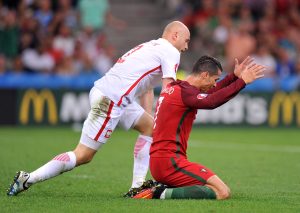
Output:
[
  {"xmin": 182, "ymin": 79, "xmax": 246, "ymax": 109},
  {"xmin": 207, "ymin": 73, "xmax": 238, "ymax": 94}
]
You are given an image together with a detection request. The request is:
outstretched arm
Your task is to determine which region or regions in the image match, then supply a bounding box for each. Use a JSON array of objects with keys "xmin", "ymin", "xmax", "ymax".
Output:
[
  {"xmin": 183, "ymin": 64, "xmax": 265, "ymax": 109},
  {"xmin": 207, "ymin": 56, "xmax": 254, "ymax": 94}
]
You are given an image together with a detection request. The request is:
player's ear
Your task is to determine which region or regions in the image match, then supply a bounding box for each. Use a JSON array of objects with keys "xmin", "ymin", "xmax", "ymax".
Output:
[{"xmin": 201, "ymin": 71, "xmax": 209, "ymax": 78}]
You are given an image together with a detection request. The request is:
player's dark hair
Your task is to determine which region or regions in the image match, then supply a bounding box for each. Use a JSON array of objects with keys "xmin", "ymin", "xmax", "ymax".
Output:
[{"xmin": 192, "ymin": 55, "xmax": 223, "ymax": 75}]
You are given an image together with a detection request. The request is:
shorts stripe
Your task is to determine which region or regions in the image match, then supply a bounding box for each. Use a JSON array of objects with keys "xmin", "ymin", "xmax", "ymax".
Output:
[
  {"xmin": 94, "ymin": 101, "xmax": 115, "ymax": 141},
  {"xmin": 171, "ymin": 157, "xmax": 207, "ymax": 184}
]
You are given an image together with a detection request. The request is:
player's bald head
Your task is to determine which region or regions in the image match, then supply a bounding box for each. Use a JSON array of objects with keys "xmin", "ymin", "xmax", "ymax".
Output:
[
  {"xmin": 162, "ymin": 21, "xmax": 190, "ymax": 53},
  {"xmin": 162, "ymin": 21, "xmax": 188, "ymax": 37}
]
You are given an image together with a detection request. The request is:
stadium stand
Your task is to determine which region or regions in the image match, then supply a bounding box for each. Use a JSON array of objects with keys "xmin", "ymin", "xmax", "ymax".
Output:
[{"xmin": 0, "ymin": 0, "xmax": 299, "ymax": 91}]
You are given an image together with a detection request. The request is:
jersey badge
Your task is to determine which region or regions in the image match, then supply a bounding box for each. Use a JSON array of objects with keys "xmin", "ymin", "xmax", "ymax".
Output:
[
  {"xmin": 197, "ymin": 93, "xmax": 208, "ymax": 99},
  {"xmin": 200, "ymin": 168, "xmax": 207, "ymax": 173},
  {"xmin": 162, "ymin": 86, "xmax": 174, "ymax": 95}
]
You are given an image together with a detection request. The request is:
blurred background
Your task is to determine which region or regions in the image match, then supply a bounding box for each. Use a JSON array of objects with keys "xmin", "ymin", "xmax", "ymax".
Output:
[{"xmin": 0, "ymin": 0, "xmax": 299, "ymax": 128}]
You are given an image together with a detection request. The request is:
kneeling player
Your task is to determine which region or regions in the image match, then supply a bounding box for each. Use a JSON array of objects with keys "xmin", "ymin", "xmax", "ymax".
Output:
[{"xmin": 133, "ymin": 55, "xmax": 265, "ymax": 199}]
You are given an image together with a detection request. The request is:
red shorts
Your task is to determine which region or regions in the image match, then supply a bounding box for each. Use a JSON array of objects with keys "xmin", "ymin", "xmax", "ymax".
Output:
[{"xmin": 150, "ymin": 156, "xmax": 215, "ymax": 187}]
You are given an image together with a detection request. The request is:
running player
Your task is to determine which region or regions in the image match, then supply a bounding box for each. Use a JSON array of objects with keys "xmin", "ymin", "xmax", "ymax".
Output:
[
  {"xmin": 133, "ymin": 55, "xmax": 265, "ymax": 199},
  {"xmin": 7, "ymin": 21, "xmax": 190, "ymax": 196}
]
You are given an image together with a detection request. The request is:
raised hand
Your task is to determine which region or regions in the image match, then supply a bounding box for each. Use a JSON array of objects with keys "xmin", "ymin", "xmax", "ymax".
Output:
[
  {"xmin": 234, "ymin": 56, "xmax": 254, "ymax": 78},
  {"xmin": 241, "ymin": 63, "xmax": 266, "ymax": 84}
]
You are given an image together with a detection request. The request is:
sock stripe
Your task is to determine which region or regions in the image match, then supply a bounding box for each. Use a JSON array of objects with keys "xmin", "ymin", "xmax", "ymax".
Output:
[
  {"xmin": 53, "ymin": 153, "xmax": 70, "ymax": 162},
  {"xmin": 134, "ymin": 138, "xmax": 147, "ymax": 157}
]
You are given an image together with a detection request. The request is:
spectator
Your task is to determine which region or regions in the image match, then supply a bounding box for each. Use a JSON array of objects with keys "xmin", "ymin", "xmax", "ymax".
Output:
[
  {"xmin": 72, "ymin": 40, "xmax": 93, "ymax": 74},
  {"xmin": 88, "ymin": 34, "xmax": 114, "ymax": 75},
  {"xmin": 252, "ymin": 45, "xmax": 276, "ymax": 77},
  {"xmin": 22, "ymin": 42, "xmax": 55, "ymax": 73},
  {"xmin": 12, "ymin": 56, "xmax": 24, "ymax": 73},
  {"xmin": 0, "ymin": 10, "xmax": 19, "ymax": 59},
  {"xmin": 57, "ymin": 0, "xmax": 79, "ymax": 29},
  {"xmin": 56, "ymin": 56, "xmax": 75, "ymax": 75},
  {"xmin": 34, "ymin": 0, "xmax": 53, "ymax": 33},
  {"xmin": 0, "ymin": 54, "xmax": 6, "ymax": 74},
  {"xmin": 78, "ymin": 0, "xmax": 126, "ymax": 31},
  {"xmin": 78, "ymin": 0, "xmax": 109, "ymax": 31},
  {"xmin": 53, "ymin": 23, "xmax": 75, "ymax": 57},
  {"xmin": 19, "ymin": 13, "xmax": 40, "ymax": 52},
  {"xmin": 225, "ymin": 21, "xmax": 256, "ymax": 71},
  {"xmin": 275, "ymin": 47, "xmax": 296, "ymax": 78}
]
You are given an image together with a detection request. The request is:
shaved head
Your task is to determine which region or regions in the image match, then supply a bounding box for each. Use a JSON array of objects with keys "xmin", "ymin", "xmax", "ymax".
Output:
[
  {"xmin": 162, "ymin": 21, "xmax": 189, "ymax": 37},
  {"xmin": 162, "ymin": 21, "xmax": 190, "ymax": 53}
]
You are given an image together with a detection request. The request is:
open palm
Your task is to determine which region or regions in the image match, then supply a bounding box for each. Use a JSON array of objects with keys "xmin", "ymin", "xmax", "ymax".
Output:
[{"xmin": 234, "ymin": 56, "xmax": 254, "ymax": 78}]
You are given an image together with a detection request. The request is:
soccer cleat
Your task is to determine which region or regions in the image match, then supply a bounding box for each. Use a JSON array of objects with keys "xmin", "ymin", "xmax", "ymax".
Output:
[
  {"xmin": 132, "ymin": 188, "xmax": 154, "ymax": 199},
  {"xmin": 123, "ymin": 179, "xmax": 156, "ymax": 198},
  {"xmin": 132, "ymin": 182, "xmax": 166, "ymax": 199},
  {"xmin": 7, "ymin": 171, "xmax": 30, "ymax": 196}
]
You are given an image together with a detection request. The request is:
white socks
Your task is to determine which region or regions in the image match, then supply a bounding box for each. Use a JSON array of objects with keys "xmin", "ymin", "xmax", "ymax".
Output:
[
  {"xmin": 27, "ymin": 151, "xmax": 76, "ymax": 185},
  {"xmin": 131, "ymin": 135, "xmax": 152, "ymax": 188},
  {"xmin": 26, "ymin": 136, "xmax": 152, "ymax": 188}
]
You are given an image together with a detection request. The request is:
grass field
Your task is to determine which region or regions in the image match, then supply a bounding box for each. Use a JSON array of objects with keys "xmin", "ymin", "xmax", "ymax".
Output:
[{"xmin": 0, "ymin": 126, "xmax": 299, "ymax": 212}]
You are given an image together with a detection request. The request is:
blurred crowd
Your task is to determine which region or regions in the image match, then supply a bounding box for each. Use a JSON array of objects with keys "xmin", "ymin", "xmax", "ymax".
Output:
[
  {"xmin": 1, "ymin": 0, "xmax": 300, "ymax": 83},
  {"xmin": 0, "ymin": 0, "xmax": 126, "ymax": 76},
  {"xmin": 164, "ymin": 0, "xmax": 300, "ymax": 79}
]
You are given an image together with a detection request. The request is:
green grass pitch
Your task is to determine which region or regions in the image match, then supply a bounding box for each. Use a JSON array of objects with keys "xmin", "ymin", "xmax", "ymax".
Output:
[{"xmin": 0, "ymin": 127, "xmax": 299, "ymax": 212}]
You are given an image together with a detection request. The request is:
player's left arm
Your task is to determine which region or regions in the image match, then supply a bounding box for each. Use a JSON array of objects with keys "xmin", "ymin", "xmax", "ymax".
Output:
[
  {"xmin": 162, "ymin": 78, "xmax": 175, "ymax": 90},
  {"xmin": 207, "ymin": 56, "xmax": 254, "ymax": 94},
  {"xmin": 183, "ymin": 79, "xmax": 246, "ymax": 109}
]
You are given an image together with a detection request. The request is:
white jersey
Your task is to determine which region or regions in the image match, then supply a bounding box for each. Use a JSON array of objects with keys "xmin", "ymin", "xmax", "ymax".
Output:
[{"xmin": 94, "ymin": 38, "xmax": 180, "ymax": 107}]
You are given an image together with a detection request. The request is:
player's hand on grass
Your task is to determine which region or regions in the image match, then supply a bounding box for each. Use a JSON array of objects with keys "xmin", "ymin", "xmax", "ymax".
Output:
[
  {"xmin": 234, "ymin": 56, "xmax": 254, "ymax": 78},
  {"xmin": 241, "ymin": 63, "xmax": 266, "ymax": 84}
]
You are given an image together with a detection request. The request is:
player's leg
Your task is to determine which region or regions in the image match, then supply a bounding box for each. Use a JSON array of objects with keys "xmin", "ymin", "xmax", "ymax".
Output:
[
  {"xmin": 131, "ymin": 111, "xmax": 153, "ymax": 187},
  {"xmin": 156, "ymin": 175, "xmax": 230, "ymax": 200},
  {"xmin": 7, "ymin": 87, "xmax": 120, "ymax": 196},
  {"xmin": 119, "ymin": 102, "xmax": 153, "ymax": 191},
  {"xmin": 136, "ymin": 157, "xmax": 230, "ymax": 200}
]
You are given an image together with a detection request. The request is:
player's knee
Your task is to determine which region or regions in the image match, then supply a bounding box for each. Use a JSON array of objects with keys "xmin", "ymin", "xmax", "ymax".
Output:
[
  {"xmin": 73, "ymin": 145, "xmax": 96, "ymax": 166},
  {"xmin": 75, "ymin": 152, "xmax": 94, "ymax": 165},
  {"xmin": 133, "ymin": 112, "xmax": 154, "ymax": 137},
  {"xmin": 134, "ymin": 119, "xmax": 153, "ymax": 137}
]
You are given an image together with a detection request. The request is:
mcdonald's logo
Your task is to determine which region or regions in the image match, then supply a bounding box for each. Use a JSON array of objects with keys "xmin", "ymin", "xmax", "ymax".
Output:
[
  {"xmin": 19, "ymin": 89, "xmax": 58, "ymax": 125},
  {"xmin": 268, "ymin": 92, "xmax": 300, "ymax": 127}
]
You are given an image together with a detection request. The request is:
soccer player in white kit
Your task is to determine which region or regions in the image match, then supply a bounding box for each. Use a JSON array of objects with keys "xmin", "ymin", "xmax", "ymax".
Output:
[{"xmin": 7, "ymin": 21, "xmax": 190, "ymax": 197}]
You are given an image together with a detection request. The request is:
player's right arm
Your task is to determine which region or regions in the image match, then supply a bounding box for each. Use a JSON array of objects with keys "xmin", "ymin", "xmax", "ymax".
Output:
[
  {"xmin": 158, "ymin": 39, "xmax": 180, "ymax": 90},
  {"xmin": 183, "ymin": 64, "xmax": 265, "ymax": 109}
]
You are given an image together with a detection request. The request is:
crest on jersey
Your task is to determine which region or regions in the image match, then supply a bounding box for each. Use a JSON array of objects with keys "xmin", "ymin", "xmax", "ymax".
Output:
[
  {"xmin": 162, "ymin": 86, "xmax": 174, "ymax": 95},
  {"xmin": 197, "ymin": 93, "xmax": 208, "ymax": 99}
]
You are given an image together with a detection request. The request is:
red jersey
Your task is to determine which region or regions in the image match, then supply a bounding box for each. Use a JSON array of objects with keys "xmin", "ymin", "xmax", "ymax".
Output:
[{"xmin": 150, "ymin": 73, "xmax": 246, "ymax": 158}]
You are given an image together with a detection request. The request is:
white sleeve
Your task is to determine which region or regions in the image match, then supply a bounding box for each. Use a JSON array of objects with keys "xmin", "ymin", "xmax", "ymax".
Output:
[{"xmin": 159, "ymin": 46, "xmax": 180, "ymax": 80}]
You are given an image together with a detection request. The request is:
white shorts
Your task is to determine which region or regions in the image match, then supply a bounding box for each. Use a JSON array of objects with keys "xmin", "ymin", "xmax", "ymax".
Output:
[{"xmin": 80, "ymin": 87, "xmax": 144, "ymax": 150}]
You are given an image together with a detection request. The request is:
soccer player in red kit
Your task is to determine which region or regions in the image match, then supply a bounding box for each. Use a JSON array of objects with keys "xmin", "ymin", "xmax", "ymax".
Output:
[{"xmin": 133, "ymin": 55, "xmax": 265, "ymax": 200}]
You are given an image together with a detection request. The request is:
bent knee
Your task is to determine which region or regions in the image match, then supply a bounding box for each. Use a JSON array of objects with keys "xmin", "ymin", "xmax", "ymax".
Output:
[
  {"xmin": 75, "ymin": 153, "xmax": 94, "ymax": 165},
  {"xmin": 73, "ymin": 144, "xmax": 97, "ymax": 166}
]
